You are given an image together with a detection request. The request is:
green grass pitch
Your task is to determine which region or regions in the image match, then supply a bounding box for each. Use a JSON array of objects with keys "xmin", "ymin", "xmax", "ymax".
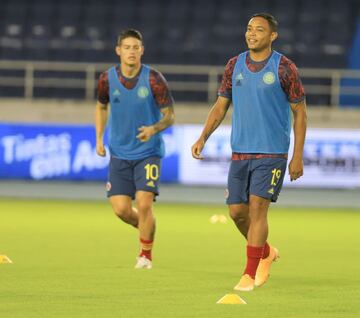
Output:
[{"xmin": 1, "ymin": 199, "xmax": 360, "ymax": 318}]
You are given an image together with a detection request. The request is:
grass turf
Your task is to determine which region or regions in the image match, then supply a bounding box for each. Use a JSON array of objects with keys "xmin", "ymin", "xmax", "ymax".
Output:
[{"xmin": 1, "ymin": 199, "xmax": 360, "ymax": 318}]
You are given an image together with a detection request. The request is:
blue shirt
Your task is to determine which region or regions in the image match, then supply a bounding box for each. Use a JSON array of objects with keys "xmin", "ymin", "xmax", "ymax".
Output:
[
  {"xmin": 231, "ymin": 51, "xmax": 291, "ymax": 154},
  {"xmin": 108, "ymin": 64, "xmax": 164, "ymax": 160}
]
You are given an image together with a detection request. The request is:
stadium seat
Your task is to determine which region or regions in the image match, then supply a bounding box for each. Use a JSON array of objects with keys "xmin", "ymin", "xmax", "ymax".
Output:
[{"xmin": 0, "ymin": 0, "xmax": 359, "ymax": 94}]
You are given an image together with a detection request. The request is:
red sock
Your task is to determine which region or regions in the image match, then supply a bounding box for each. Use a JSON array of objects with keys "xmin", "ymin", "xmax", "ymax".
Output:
[
  {"xmin": 139, "ymin": 238, "xmax": 153, "ymax": 261},
  {"xmin": 243, "ymin": 245, "xmax": 264, "ymax": 279},
  {"xmin": 262, "ymin": 242, "xmax": 270, "ymax": 259}
]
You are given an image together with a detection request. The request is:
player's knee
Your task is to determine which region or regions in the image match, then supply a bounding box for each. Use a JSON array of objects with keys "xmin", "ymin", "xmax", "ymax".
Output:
[
  {"xmin": 137, "ymin": 201, "xmax": 152, "ymax": 215},
  {"xmin": 229, "ymin": 208, "xmax": 248, "ymax": 223},
  {"xmin": 249, "ymin": 201, "xmax": 269, "ymax": 216},
  {"xmin": 113, "ymin": 205, "xmax": 131, "ymax": 219},
  {"xmin": 249, "ymin": 203, "xmax": 269, "ymax": 222},
  {"xmin": 229, "ymin": 209, "xmax": 239, "ymax": 220}
]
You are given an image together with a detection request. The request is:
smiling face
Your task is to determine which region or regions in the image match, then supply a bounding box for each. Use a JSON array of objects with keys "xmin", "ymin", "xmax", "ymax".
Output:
[
  {"xmin": 115, "ymin": 36, "xmax": 144, "ymax": 67},
  {"xmin": 245, "ymin": 16, "xmax": 278, "ymax": 53}
]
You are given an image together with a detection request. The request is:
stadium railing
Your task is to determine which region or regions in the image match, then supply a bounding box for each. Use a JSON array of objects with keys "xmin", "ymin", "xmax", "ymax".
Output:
[{"xmin": 0, "ymin": 60, "xmax": 360, "ymax": 107}]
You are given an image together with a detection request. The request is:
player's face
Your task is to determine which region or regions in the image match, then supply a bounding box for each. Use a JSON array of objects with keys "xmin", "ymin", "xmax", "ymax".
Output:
[
  {"xmin": 116, "ymin": 37, "xmax": 144, "ymax": 66},
  {"xmin": 245, "ymin": 17, "xmax": 277, "ymax": 52}
]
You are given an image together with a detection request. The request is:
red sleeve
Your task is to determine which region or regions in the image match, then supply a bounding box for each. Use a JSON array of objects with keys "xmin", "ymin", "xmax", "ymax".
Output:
[
  {"xmin": 218, "ymin": 56, "xmax": 238, "ymax": 100},
  {"xmin": 149, "ymin": 69, "xmax": 174, "ymax": 108},
  {"xmin": 279, "ymin": 56, "xmax": 305, "ymax": 103},
  {"xmin": 97, "ymin": 71, "xmax": 109, "ymax": 105}
]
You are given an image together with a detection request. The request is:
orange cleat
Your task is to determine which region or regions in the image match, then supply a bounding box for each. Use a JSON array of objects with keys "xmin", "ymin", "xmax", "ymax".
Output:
[
  {"xmin": 233, "ymin": 274, "xmax": 255, "ymax": 291},
  {"xmin": 255, "ymin": 246, "xmax": 279, "ymax": 287}
]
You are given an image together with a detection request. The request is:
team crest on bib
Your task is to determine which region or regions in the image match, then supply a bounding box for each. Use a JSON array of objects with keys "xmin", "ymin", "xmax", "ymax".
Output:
[
  {"xmin": 263, "ymin": 72, "xmax": 275, "ymax": 85},
  {"xmin": 137, "ymin": 86, "xmax": 149, "ymax": 98}
]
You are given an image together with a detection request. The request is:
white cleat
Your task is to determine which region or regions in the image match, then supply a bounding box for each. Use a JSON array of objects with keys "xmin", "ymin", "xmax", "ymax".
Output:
[{"xmin": 134, "ymin": 256, "xmax": 152, "ymax": 269}]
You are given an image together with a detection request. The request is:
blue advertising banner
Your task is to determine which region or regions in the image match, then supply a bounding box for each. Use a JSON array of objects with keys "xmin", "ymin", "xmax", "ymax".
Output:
[
  {"xmin": 2, "ymin": 123, "xmax": 360, "ymax": 188},
  {"xmin": 0, "ymin": 123, "xmax": 178, "ymax": 182}
]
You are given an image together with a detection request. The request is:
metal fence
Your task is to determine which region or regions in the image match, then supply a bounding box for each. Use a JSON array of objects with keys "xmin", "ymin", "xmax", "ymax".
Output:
[{"xmin": 0, "ymin": 60, "xmax": 360, "ymax": 106}]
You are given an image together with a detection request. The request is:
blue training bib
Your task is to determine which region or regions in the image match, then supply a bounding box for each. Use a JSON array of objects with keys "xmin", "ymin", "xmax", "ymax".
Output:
[
  {"xmin": 231, "ymin": 51, "xmax": 291, "ymax": 154},
  {"xmin": 108, "ymin": 65, "xmax": 164, "ymax": 160}
]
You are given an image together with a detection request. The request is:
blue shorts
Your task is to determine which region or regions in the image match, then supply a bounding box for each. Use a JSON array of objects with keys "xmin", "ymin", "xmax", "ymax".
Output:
[
  {"xmin": 106, "ymin": 156, "xmax": 161, "ymax": 199},
  {"xmin": 226, "ymin": 157, "xmax": 287, "ymax": 204}
]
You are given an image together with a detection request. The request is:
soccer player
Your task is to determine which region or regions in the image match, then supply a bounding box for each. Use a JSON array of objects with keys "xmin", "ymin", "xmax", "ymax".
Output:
[
  {"xmin": 191, "ymin": 13, "xmax": 307, "ymax": 291},
  {"xmin": 95, "ymin": 29, "xmax": 175, "ymax": 269}
]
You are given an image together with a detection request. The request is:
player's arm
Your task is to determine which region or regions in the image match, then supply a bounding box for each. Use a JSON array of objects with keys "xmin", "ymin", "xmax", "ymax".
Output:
[
  {"xmin": 136, "ymin": 106, "xmax": 175, "ymax": 142},
  {"xmin": 289, "ymin": 100, "xmax": 307, "ymax": 181},
  {"xmin": 137, "ymin": 69, "xmax": 175, "ymax": 142},
  {"xmin": 191, "ymin": 57, "xmax": 235, "ymax": 160},
  {"xmin": 154, "ymin": 106, "xmax": 175, "ymax": 133},
  {"xmin": 95, "ymin": 102, "xmax": 108, "ymax": 157},
  {"xmin": 191, "ymin": 96, "xmax": 231, "ymax": 159},
  {"xmin": 279, "ymin": 56, "xmax": 307, "ymax": 181},
  {"xmin": 95, "ymin": 71, "xmax": 109, "ymax": 157}
]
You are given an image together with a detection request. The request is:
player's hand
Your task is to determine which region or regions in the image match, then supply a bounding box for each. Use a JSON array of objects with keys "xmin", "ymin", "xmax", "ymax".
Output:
[
  {"xmin": 191, "ymin": 138, "xmax": 205, "ymax": 160},
  {"xmin": 288, "ymin": 157, "xmax": 303, "ymax": 181},
  {"xmin": 137, "ymin": 125, "xmax": 156, "ymax": 142},
  {"xmin": 96, "ymin": 141, "xmax": 106, "ymax": 157}
]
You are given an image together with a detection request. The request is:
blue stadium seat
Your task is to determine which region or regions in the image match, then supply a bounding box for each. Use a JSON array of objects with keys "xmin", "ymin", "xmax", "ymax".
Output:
[
  {"xmin": 0, "ymin": 0, "xmax": 359, "ymax": 70},
  {"xmin": 0, "ymin": 47, "xmax": 25, "ymax": 60}
]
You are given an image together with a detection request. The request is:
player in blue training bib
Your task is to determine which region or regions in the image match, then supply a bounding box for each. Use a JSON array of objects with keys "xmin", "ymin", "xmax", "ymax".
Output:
[
  {"xmin": 192, "ymin": 13, "xmax": 307, "ymax": 291},
  {"xmin": 95, "ymin": 29, "xmax": 175, "ymax": 269}
]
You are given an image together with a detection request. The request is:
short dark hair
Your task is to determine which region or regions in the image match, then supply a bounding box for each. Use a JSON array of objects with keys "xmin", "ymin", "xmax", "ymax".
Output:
[
  {"xmin": 117, "ymin": 29, "xmax": 143, "ymax": 46},
  {"xmin": 250, "ymin": 13, "xmax": 278, "ymax": 32}
]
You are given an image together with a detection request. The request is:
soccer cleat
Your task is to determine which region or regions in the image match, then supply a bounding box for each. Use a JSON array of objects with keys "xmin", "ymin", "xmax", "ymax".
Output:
[
  {"xmin": 233, "ymin": 274, "xmax": 255, "ymax": 291},
  {"xmin": 255, "ymin": 246, "xmax": 279, "ymax": 287},
  {"xmin": 134, "ymin": 256, "xmax": 152, "ymax": 269}
]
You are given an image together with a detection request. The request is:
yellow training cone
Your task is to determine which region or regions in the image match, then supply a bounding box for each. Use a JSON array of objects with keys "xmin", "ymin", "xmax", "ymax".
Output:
[
  {"xmin": 0, "ymin": 255, "xmax": 13, "ymax": 264},
  {"xmin": 216, "ymin": 294, "xmax": 247, "ymax": 304}
]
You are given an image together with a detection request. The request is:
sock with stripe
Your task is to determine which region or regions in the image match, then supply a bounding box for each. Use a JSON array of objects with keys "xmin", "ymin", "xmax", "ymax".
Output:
[{"xmin": 139, "ymin": 238, "xmax": 153, "ymax": 261}]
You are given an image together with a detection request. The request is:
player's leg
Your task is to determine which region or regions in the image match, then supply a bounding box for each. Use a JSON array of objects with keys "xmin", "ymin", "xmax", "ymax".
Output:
[
  {"xmin": 226, "ymin": 158, "xmax": 251, "ymax": 236},
  {"xmin": 107, "ymin": 157, "xmax": 138, "ymax": 228},
  {"xmin": 234, "ymin": 196, "xmax": 272, "ymax": 262},
  {"xmin": 249, "ymin": 195, "xmax": 279, "ymax": 288},
  {"xmin": 136, "ymin": 191, "xmax": 156, "ymax": 240},
  {"xmin": 133, "ymin": 156, "xmax": 161, "ymax": 268},
  {"xmin": 135, "ymin": 190, "xmax": 156, "ymax": 265},
  {"xmin": 247, "ymin": 195, "xmax": 270, "ymax": 246},
  {"xmin": 234, "ymin": 195, "xmax": 270, "ymax": 291},
  {"xmin": 228, "ymin": 203, "xmax": 250, "ymax": 238},
  {"xmin": 250, "ymin": 158, "xmax": 285, "ymax": 287},
  {"xmin": 227, "ymin": 159, "xmax": 255, "ymax": 291},
  {"xmin": 109, "ymin": 195, "xmax": 138, "ymax": 228},
  {"xmin": 230, "ymin": 199, "xmax": 275, "ymax": 289}
]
